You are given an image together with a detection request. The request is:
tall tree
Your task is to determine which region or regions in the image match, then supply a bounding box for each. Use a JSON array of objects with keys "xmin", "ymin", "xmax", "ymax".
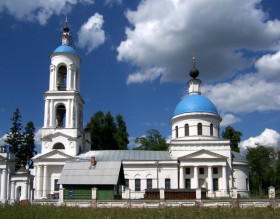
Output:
[
  {"xmin": 134, "ymin": 129, "xmax": 168, "ymax": 151},
  {"xmin": 246, "ymin": 145, "xmax": 275, "ymax": 195},
  {"xmin": 18, "ymin": 121, "xmax": 37, "ymax": 168},
  {"xmin": 87, "ymin": 110, "xmax": 104, "ymax": 150},
  {"xmin": 222, "ymin": 126, "xmax": 242, "ymax": 152},
  {"xmin": 86, "ymin": 111, "xmax": 129, "ymax": 150},
  {"xmin": 102, "ymin": 112, "xmax": 117, "ymax": 150},
  {"xmin": 115, "ymin": 114, "xmax": 129, "ymax": 150},
  {"xmin": 5, "ymin": 108, "xmax": 23, "ymax": 169}
]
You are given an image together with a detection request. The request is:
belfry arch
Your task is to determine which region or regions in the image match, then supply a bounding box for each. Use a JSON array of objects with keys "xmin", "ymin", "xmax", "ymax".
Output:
[
  {"xmin": 57, "ymin": 65, "xmax": 67, "ymax": 90},
  {"xmin": 56, "ymin": 104, "xmax": 66, "ymax": 128}
]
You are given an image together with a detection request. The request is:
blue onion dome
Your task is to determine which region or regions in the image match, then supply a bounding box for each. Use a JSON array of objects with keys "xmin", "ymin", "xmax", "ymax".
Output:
[
  {"xmin": 173, "ymin": 94, "xmax": 218, "ymax": 116},
  {"xmin": 53, "ymin": 45, "xmax": 78, "ymax": 55}
]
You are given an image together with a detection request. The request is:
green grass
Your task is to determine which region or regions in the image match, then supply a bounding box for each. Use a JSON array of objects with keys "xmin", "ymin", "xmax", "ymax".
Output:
[{"xmin": 0, "ymin": 205, "xmax": 280, "ymax": 219}]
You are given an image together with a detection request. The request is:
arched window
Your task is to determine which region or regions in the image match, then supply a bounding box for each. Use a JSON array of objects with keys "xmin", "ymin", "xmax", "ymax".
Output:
[
  {"xmin": 197, "ymin": 123, "xmax": 202, "ymax": 135},
  {"xmin": 56, "ymin": 104, "xmax": 66, "ymax": 128},
  {"xmin": 175, "ymin": 126, "xmax": 178, "ymax": 138},
  {"xmin": 210, "ymin": 123, "xmax": 214, "ymax": 136},
  {"xmin": 53, "ymin": 143, "xmax": 65, "ymax": 149},
  {"xmin": 57, "ymin": 65, "xmax": 67, "ymax": 90},
  {"xmin": 185, "ymin": 124, "xmax": 189, "ymax": 136}
]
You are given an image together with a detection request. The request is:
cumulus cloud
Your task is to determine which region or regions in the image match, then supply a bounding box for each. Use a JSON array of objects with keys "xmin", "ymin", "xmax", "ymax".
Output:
[
  {"xmin": 220, "ymin": 114, "xmax": 241, "ymax": 127},
  {"xmin": 117, "ymin": 0, "xmax": 280, "ymax": 84},
  {"xmin": 239, "ymin": 128, "xmax": 280, "ymax": 152},
  {"xmin": 203, "ymin": 50, "xmax": 280, "ymax": 114},
  {"xmin": 128, "ymin": 136, "xmax": 140, "ymax": 149},
  {"xmin": 77, "ymin": 13, "xmax": 106, "ymax": 53},
  {"xmin": 0, "ymin": 0, "xmax": 94, "ymax": 25}
]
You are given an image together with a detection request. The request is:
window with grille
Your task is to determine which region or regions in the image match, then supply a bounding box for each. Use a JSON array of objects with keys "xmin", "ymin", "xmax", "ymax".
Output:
[
  {"xmin": 213, "ymin": 178, "xmax": 219, "ymax": 191},
  {"xmin": 135, "ymin": 179, "xmax": 141, "ymax": 191},
  {"xmin": 147, "ymin": 179, "xmax": 152, "ymax": 189},
  {"xmin": 185, "ymin": 179, "xmax": 191, "ymax": 189},
  {"xmin": 165, "ymin": 178, "xmax": 171, "ymax": 189}
]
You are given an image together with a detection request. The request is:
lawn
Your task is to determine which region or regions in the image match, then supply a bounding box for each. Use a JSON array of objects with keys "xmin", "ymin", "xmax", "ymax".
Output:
[{"xmin": 0, "ymin": 205, "xmax": 280, "ymax": 219}]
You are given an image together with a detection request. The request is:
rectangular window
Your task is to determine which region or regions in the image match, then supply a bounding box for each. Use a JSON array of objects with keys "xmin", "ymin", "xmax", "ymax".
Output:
[
  {"xmin": 135, "ymin": 179, "xmax": 141, "ymax": 191},
  {"xmin": 199, "ymin": 167, "xmax": 204, "ymax": 175},
  {"xmin": 213, "ymin": 178, "xmax": 219, "ymax": 191},
  {"xmin": 54, "ymin": 179, "xmax": 60, "ymax": 191},
  {"xmin": 147, "ymin": 179, "xmax": 152, "ymax": 189},
  {"xmin": 213, "ymin": 167, "xmax": 218, "ymax": 174},
  {"xmin": 185, "ymin": 168, "xmax": 190, "ymax": 175},
  {"xmin": 185, "ymin": 179, "xmax": 191, "ymax": 189},
  {"xmin": 125, "ymin": 179, "xmax": 129, "ymax": 188},
  {"xmin": 165, "ymin": 178, "xmax": 171, "ymax": 189}
]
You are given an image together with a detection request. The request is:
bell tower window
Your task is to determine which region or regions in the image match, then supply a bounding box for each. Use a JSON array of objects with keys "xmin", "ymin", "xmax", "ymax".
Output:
[
  {"xmin": 210, "ymin": 123, "xmax": 214, "ymax": 136},
  {"xmin": 56, "ymin": 104, "xmax": 66, "ymax": 128},
  {"xmin": 197, "ymin": 123, "xmax": 202, "ymax": 135},
  {"xmin": 185, "ymin": 124, "xmax": 189, "ymax": 136},
  {"xmin": 57, "ymin": 66, "xmax": 67, "ymax": 90}
]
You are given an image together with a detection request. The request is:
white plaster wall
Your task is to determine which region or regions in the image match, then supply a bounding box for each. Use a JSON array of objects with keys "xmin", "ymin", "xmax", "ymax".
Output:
[{"xmin": 233, "ymin": 164, "xmax": 249, "ymax": 191}]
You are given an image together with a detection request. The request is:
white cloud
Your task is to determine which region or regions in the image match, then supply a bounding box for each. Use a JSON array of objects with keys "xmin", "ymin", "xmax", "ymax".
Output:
[
  {"xmin": 117, "ymin": 0, "xmax": 280, "ymax": 84},
  {"xmin": 128, "ymin": 136, "xmax": 140, "ymax": 150},
  {"xmin": 0, "ymin": 0, "xmax": 94, "ymax": 25},
  {"xmin": 77, "ymin": 13, "xmax": 106, "ymax": 53},
  {"xmin": 203, "ymin": 50, "xmax": 280, "ymax": 114},
  {"xmin": 220, "ymin": 114, "xmax": 241, "ymax": 127},
  {"xmin": 239, "ymin": 128, "xmax": 280, "ymax": 152},
  {"xmin": 34, "ymin": 128, "xmax": 42, "ymax": 154}
]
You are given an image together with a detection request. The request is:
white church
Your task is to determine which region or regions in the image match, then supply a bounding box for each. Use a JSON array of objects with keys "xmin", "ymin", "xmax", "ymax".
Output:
[{"xmin": 0, "ymin": 21, "xmax": 249, "ymax": 203}]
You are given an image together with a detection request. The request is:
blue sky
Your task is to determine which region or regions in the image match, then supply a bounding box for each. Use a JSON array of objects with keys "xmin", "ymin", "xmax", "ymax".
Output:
[{"xmin": 0, "ymin": 0, "xmax": 279, "ymax": 151}]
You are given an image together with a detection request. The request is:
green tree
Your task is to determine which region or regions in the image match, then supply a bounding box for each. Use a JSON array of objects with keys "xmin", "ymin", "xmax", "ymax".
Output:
[
  {"xmin": 115, "ymin": 114, "xmax": 129, "ymax": 150},
  {"xmin": 18, "ymin": 121, "xmax": 37, "ymax": 168},
  {"xmin": 246, "ymin": 145, "xmax": 275, "ymax": 195},
  {"xmin": 102, "ymin": 112, "xmax": 118, "ymax": 150},
  {"xmin": 5, "ymin": 108, "xmax": 23, "ymax": 169},
  {"xmin": 86, "ymin": 111, "xmax": 129, "ymax": 150},
  {"xmin": 134, "ymin": 129, "xmax": 168, "ymax": 151},
  {"xmin": 222, "ymin": 126, "xmax": 242, "ymax": 152}
]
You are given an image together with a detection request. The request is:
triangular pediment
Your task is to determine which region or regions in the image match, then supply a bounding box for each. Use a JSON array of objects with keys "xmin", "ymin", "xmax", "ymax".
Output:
[
  {"xmin": 32, "ymin": 150, "xmax": 75, "ymax": 161},
  {"xmin": 179, "ymin": 149, "xmax": 228, "ymax": 160},
  {"xmin": 42, "ymin": 132, "xmax": 81, "ymax": 141}
]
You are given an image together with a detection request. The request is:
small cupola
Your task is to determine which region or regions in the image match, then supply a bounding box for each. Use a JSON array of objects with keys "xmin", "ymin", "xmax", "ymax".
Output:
[{"xmin": 188, "ymin": 56, "xmax": 201, "ymax": 95}]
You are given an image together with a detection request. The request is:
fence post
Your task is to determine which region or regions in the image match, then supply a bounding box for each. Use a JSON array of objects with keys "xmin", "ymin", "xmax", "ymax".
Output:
[
  {"xmin": 92, "ymin": 187, "xmax": 97, "ymax": 208},
  {"xmin": 231, "ymin": 187, "xmax": 239, "ymax": 207},
  {"xmin": 58, "ymin": 187, "xmax": 64, "ymax": 205},
  {"xmin": 159, "ymin": 188, "xmax": 165, "ymax": 207},
  {"xmin": 268, "ymin": 186, "xmax": 276, "ymax": 207},
  {"xmin": 196, "ymin": 188, "xmax": 202, "ymax": 206}
]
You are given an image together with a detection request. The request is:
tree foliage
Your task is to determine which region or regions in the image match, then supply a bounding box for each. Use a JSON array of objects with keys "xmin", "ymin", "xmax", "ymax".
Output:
[
  {"xmin": 134, "ymin": 129, "xmax": 168, "ymax": 151},
  {"xmin": 222, "ymin": 126, "xmax": 242, "ymax": 152},
  {"xmin": 86, "ymin": 111, "xmax": 129, "ymax": 150},
  {"xmin": 18, "ymin": 121, "xmax": 37, "ymax": 168},
  {"xmin": 5, "ymin": 109, "xmax": 36, "ymax": 170},
  {"xmin": 246, "ymin": 145, "xmax": 276, "ymax": 195}
]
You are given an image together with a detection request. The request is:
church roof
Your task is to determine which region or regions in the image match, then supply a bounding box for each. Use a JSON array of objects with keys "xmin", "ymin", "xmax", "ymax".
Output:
[
  {"xmin": 232, "ymin": 151, "xmax": 248, "ymax": 164},
  {"xmin": 173, "ymin": 94, "xmax": 218, "ymax": 116},
  {"xmin": 78, "ymin": 150, "xmax": 172, "ymax": 161},
  {"xmin": 53, "ymin": 45, "xmax": 78, "ymax": 55},
  {"xmin": 58, "ymin": 160, "xmax": 122, "ymax": 185}
]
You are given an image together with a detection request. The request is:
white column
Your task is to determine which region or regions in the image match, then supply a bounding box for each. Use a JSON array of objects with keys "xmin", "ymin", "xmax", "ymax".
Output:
[
  {"xmin": 0, "ymin": 170, "xmax": 2, "ymax": 198},
  {"xmin": 193, "ymin": 166, "xmax": 198, "ymax": 189},
  {"xmin": 36, "ymin": 165, "xmax": 42, "ymax": 197},
  {"xmin": 67, "ymin": 99, "xmax": 71, "ymax": 128},
  {"xmin": 50, "ymin": 100, "xmax": 54, "ymax": 127},
  {"xmin": 179, "ymin": 166, "xmax": 185, "ymax": 189},
  {"xmin": 208, "ymin": 166, "xmax": 213, "ymax": 194},
  {"xmin": 0, "ymin": 169, "xmax": 7, "ymax": 200},
  {"xmin": 222, "ymin": 166, "xmax": 228, "ymax": 194},
  {"xmin": 11, "ymin": 181, "xmax": 15, "ymax": 201},
  {"xmin": 42, "ymin": 165, "xmax": 48, "ymax": 198},
  {"xmin": 70, "ymin": 99, "xmax": 74, "ymax": 128}
]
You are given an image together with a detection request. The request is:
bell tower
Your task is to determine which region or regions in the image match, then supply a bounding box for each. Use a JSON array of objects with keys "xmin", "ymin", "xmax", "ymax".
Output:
[{"xmin": 41, "ymin": 19, "xmax": 85, "ymax": 156}]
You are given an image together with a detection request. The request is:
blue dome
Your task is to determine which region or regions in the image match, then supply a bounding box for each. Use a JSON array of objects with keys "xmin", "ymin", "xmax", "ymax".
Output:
[
  {"xmin": 53, "ymin": 45, "xmax": 78, "ymax": 55},
  {"xmin": 173, "ymin": 94, "xmax": 218, "ymax": 116}
]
